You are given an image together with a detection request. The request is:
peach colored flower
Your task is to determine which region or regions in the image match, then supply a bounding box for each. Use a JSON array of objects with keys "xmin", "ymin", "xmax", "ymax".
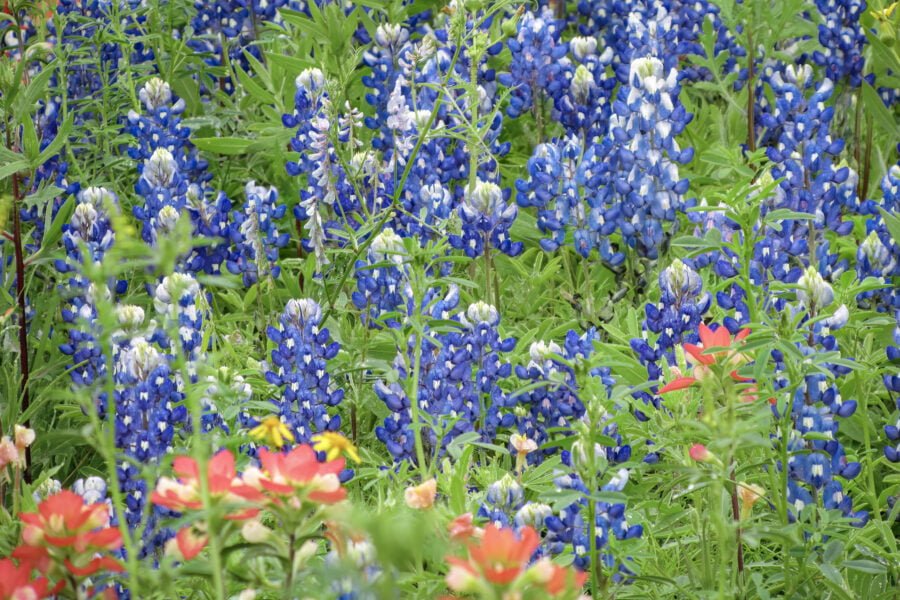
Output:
[
  {"xmin": 404, "ymin": 478, "xmax": 437, "ymax": 509},
  {"xmin": 738, "ymin": 482, "xmax": 766, "ymax": 519}
]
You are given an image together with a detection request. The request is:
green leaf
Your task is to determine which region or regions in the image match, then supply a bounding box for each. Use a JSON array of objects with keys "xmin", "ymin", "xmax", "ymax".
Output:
[
  {"xmin": 41, "ymin": 193, "xmax": 73, "ymax": 252},
  {"xmin": 878, "ymin": 208, "xmax": 900, "ymax": 246},
  {"xmin": 235, "ymin": 62, "xmax": 274, "ymax": 104},
  {"xmin": 841, "ymin": 559, "xmax": 887, "ymax": 574},
  {"xmin": 0, "ymin": 159, "xmax": 29, "ymax": 182},
  {"xmin": 37, "ymin": 113, "xmax": 74, "ymax": 166},
  {"xmin": 861, "ymin": 81, "xmax": 899, "ymax": 139},
  {"xmin": 192, "ymin": 136, "xmax": 254, "ymax": 155}
]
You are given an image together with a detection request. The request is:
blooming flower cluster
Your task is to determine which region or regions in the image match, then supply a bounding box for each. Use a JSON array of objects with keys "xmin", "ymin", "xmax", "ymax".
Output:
[
  {"xmin": 812, "ymin": 0, "xmax": 868, "ymax": 87},
  {"xmin": 284, "ymin": 68, "xmax": 368, "ymax": 267},
  {"xmin": 450, "ymin": 180, "xmax": 522, "ymax": 259},
  {"xmin": 516, "ymin": 135, "xmax": 616, "ymax": 259},
  {"xmin": 245, "ymin": 299, "xmax": 343, "ymax": 447},
  {"xmin": 188, "ymin": 0, "xmax": 303, "ymax": 94},
  {"xmin": 545, "ymin": 468, "xmax": 642, "ymax": 576},
  {"xmin": 57, "ymin": 187, "xmax": 122, "ymax": 391},
  {"xmin": 857, "ymin": 165, "xmax": 900, "ymax": 311},
  {"xmin": 375, "ymin": 297, "xmax": 517, "ymax": 463},
  {"xmin": 152, "ymin": 445, "xmax": 347, "ymax": 561},
  {"xmin": 507, "ymin": 330, "xmax": 616, "ymax": 464},
  {"xmin": 601, "ymin": 51, "xmax": 694, "ymax": 260},
  {"xmin": 129, "ymin": 78, "xmax": 233, "ymax": 274},
  {"xmin": 6, "ymin": 489, "xmax": 123, "ymax": 595},
  {"xmin": 775, "ymin": 272, "xmax": 866, "ymax": 525},
  {"xmin": 227, "ymin": 181, "xmax": 290, "ymax": 286},
  {"xmin": 352, "ymin": 227, "xmax": 409, "ymax": 328},
  {"xmin": 630, "ymin": 260, "xmax": 711, "ymax": 414},
  {"xmin": 445, "ymin": 523, "xmax": 586, "ymax": 598},
  {"xmin": 498, "ymin": 7, "xmax": 569, "ymax": 120}
]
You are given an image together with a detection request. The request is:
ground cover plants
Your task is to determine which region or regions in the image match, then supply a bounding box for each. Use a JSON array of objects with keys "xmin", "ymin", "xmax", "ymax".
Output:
[{"xmin": 0, "ymin": 0, "xmax": 898, "ymax": 598}]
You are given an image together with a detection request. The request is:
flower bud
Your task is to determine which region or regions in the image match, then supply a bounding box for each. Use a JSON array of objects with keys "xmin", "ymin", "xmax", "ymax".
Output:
[
  {"xmin": 241, "ymin": 519, "xmax": 272, "ymax": 544},
  {"xmin": 797, "ymin": 266, "xmax": 834, "ymax": 309},
  {"xmin": 486, "ymin": 474, "xmax": 523, "ymax": 509},
  {"xmin": 571, "ymin": 64, "xmax": 593, "ymax": 104},
  {"xmin": 296, "ymin": 68, "xmax": 325, "ymax": 93},
  {"xmin": 689, "ymin": 444, "xmax": 712, "ymax": 462},
  {"xmin": 514, "ymin": 502, "xmax": 552, "ymax": 529}
]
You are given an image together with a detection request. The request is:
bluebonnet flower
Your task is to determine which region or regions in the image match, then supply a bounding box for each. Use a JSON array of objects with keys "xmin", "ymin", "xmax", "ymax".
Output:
[
  {"xmin": 449, "ymin": 180, "xmax": 522, "ymax": 258},
  {"xmin": 129, "ymin": 78, "xmax": 233, "ymax": 274},
  {"xmin": 358, "ymin": 21, "xmax": 510, "ymax": 243},
  {"xmin": 753, "ymin": 65, "xmax": 855, "ymax": 278},
  {"xmin": 285, "ymin": 68, "xmax": 372, "ymax": 267},
  {"xmin": 600, "ymin": 53, "xmax": 694, "ymax": 260},
  {"xmin": 57, "ymin": 187, "xmax": 122, "ymax": 390},
  {"xmin": 32, "ymin": 478, "xmax": 63, "ymax": 503},
  {"xmin": 545, "ymin": 468, "xmax": 642, "ymax": 575},
  {"xmin": 574, "ymin": 1, "xmax": 743, "ymax": 83},
  {"xmin": 19, "ymin": 99, "xmax": 81, "ymax": 249},
  {"xmin": 326, "ymin": 536, "xmax": 382, "ymax": 600},
  {"xmin": 352, "ymin": 228, "xmax": 409, "ymax": 328},
  {"xmin": 516, "ymin": 135, "xmax": 623, "ymax": 262},
  {"xmin": 477, "ymin": 474, "xmax": 526, "ymax": 528},
  {"xmin": 73, "ymin": 476, "xmax": 109, "ymax": 506},
  {"xmin": 783, "ymin": 404, "xmax": 867, "ymax": 525},
  {"xmin": 114, "ymin": 332, "xmax": 188, "ymax": 556},
  {"xmin": 554, "ymin": 37, "xmax": 617, "ymax": 140},
  {"xmin": 883, "ymin": 313, "xmax": 899, "ymax": 462},
  {"xmin": 375, "ymin": 295, "xmax": 518, "ymax": 463},
  {"xmin": 812, "ymin": 0, "xmax": 868, "ymax": 87},
  {"xmin": 713, "ymin": 64, "xmax": 862, "ymax": 329},
  {"xmin": 361, "ymin": 24, "xmax": 414, "ymax": 151},
  {"xmin": 630, "ymin": 259, "xmax": 711, "ymax": 415},
  {"xmin": 506, "ymin": 330, "xmax": 622, "ymax": 465},
  {"xmin": 765, "ymin": 276, "xmax": 867, "ymax": 525},
  {"xmin": 497, "ymin": 7, "xmax": 570, "ymax": 119},
  {"xmin": 249, "ymin": 299, "xmax": 343, "ymax": 444},
  {"xmin": 188, "ymin": 0, "xmax": 305, "ymax": 94},
  {"xmin": 227, "ymin": 181, "xmax": 289, "ymax": 286},
  {"xmin": 151, "ymin": 273, "xmax": 205, "ymax": 359},
  {"xmin": 857, "ymin": 165, "xmax": 900, "ymax": 311}
]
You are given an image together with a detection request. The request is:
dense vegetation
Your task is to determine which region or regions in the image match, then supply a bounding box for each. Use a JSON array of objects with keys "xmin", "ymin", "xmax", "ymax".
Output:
[{"xmin": 0, "ymin": 0, "xmax": 898, "ymax": 598}]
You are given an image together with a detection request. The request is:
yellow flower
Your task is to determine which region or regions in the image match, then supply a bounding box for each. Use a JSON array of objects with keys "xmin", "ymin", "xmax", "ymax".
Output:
[
  {"xmin": 312, "ymin": 432, "xmax": 361, "ymax": 463},
  {"xmin": 249, "ymin": 416, "xmax": 295, "ymax": 449},
  {"xmin": 872, "ymin": 1, "xmax": 897, "ymax": 20}
]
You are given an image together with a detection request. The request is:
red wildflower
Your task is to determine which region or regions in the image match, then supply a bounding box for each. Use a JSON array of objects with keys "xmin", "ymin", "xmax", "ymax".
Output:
[
  {"xmin": 63, "ymin": 556, "xmax": 124, "ymax": 577},
  {"xmin": 0, "ymin": 558, "xmax": 60, "ymax": 600},
  {"xmin": 447, "ymin": 524, "xmax": 540, "ymax": 586},
  {"xmin": 658, "ymin": 324, "xmax": 750, "ymax": 394},
  {"xmin": 19, "ymin": 491, "xmax": 121, "ymax": 553},
  {"xmin": 448, "ymin": 513, "xmax": 481, "ymax": 542},
  {"xmin": 168, "ymin": 526, "xmax": 208, "ymax": 561},
  {"xmin": 15, "ymin": 491, "xmax": 124, "ymax": 581},
  {"xmin": 151, "ymin": 450, "xmax": 262, "ymax": 520},
  {"xmin": 534, "ymin": 558, "xmax": 589, "ymax": 595},
  {"xmin": 250, "ymin": 445, "xmax": 346, "ymax": 504}
]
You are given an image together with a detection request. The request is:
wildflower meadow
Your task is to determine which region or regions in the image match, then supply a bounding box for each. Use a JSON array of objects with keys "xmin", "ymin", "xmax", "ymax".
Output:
[{"xmin": 1, "ymin": 0, "xmax": 899, "ymax": 598}]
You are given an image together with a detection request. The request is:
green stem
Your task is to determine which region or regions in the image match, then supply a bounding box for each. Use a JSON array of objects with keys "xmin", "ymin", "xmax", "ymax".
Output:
[
  {"xmin": 405, "ymin": 269, "xmax": 429, "ymax": 478},
  {"xmin": 284, "ymin": 532, "xmax": 296, "ymax": 596}
]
